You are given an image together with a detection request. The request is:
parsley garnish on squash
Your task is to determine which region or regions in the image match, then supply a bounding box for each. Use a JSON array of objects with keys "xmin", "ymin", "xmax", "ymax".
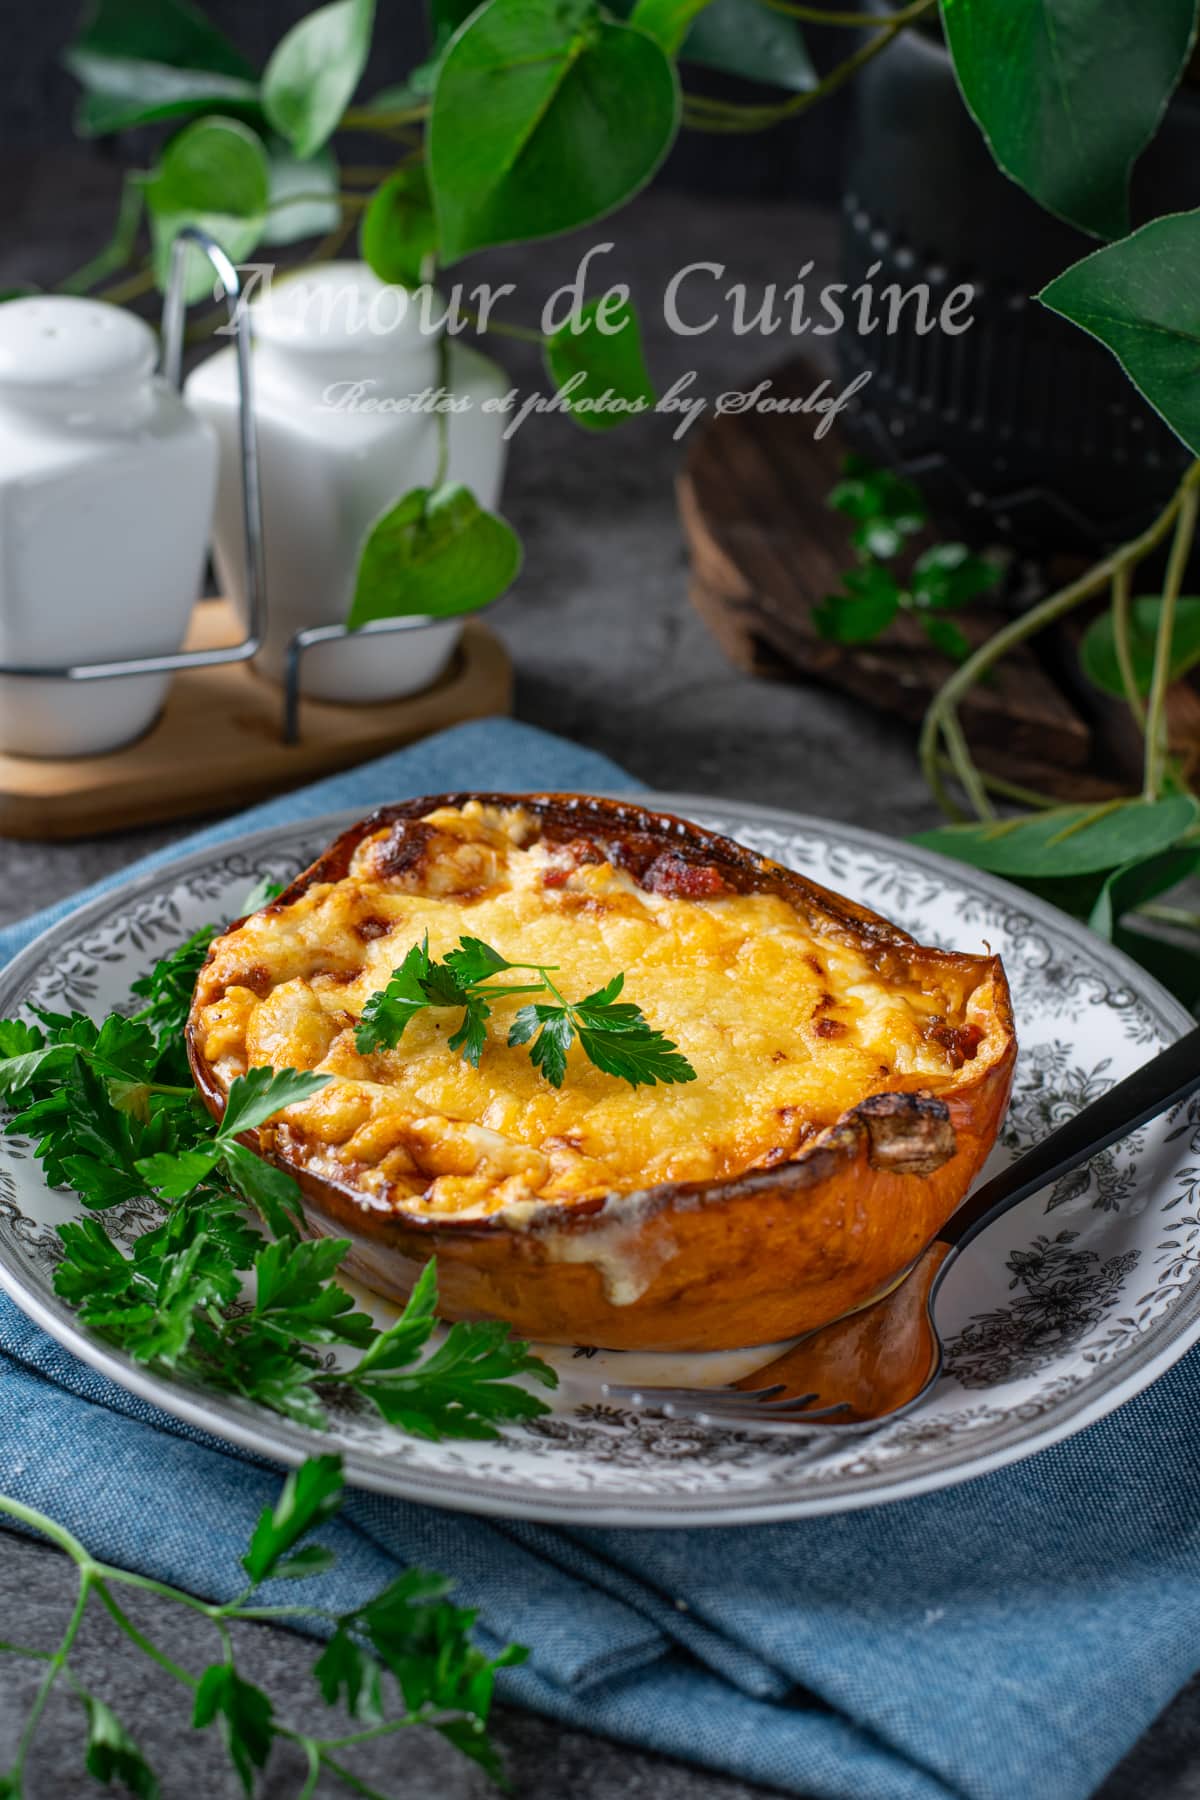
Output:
[{"xmin": 356, "ymin": 934, "xmax": 697, "ymax": 1089}]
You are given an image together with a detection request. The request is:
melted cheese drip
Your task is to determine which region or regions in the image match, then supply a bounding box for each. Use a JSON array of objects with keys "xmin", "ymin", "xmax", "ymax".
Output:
[{"xmin": 195, "ymin": 803, "xmax": 998, "ymax": 1217}]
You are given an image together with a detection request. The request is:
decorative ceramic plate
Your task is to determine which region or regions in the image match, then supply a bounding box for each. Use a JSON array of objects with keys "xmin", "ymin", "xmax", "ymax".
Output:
[{"xmin": 1, "ymin": 795, "xmax": 1197, "ymax": 1527}]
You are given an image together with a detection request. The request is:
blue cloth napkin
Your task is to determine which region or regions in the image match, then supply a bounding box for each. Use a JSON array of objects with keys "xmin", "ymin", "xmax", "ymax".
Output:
[{"xmin": 2, "ymin": 716, "xmax": 1199, "ymax": 1800}]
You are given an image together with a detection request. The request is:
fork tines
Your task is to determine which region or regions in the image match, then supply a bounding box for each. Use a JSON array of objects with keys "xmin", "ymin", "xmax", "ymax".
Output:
[{"xmin": 600, "ymin": 1381, "xmax": 852, "ymax": 1429}]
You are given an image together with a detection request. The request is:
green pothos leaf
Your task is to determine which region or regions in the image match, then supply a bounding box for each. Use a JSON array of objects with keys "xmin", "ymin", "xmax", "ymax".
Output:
[
  {"xmin": 543, "ymin": 294, "xmax": 655, "ymax": 431},
  {"xmin": 1080, "ymin": 595, "xmax": 1200, "ymax": 698},
  {"xmin": 261, "ymin": 143, "xmax": 340, "ymax": 246},
  {"xmin": 913, "ymin": 794, "xmax": 1200, "ymax": 879},
  {"xmin": 143, "ymin": 115, "xmax": 270, "ymax": 302},
  {"xmin": 348, "ymin": 483, "xmax": 521, "ymax": 629},
  {"xmin": 941, "ymin": 0, "xmax": 1199, "ymax": 239},
  {"xmin": 263, "ymin": 0, "xmax": 375, "ymax": 159},
  {"xmin": 64, "ymin": 0, "xmax": 259, "ymax": 137},
  {"xmin": 630, "ymin": 0, "xmax": 714, "ymax": 55},
  {"xmin": 428, "ymin": 0, "xmax": 679, "ymax": 261},
  {"xmin": 1040, "ymin": 209, "xmax": 1200, "ymax": 455},
  {"xmin": 1115, "ymin": 922, "xmax": 1200, "ymax": 1010},
  {"xmin": 359, "ymin": 164, "xmax": 438, "ymax": 287},
  {"xmin": 1089, "ymin": 846, "xmax": 1200, "ymax": 938}
]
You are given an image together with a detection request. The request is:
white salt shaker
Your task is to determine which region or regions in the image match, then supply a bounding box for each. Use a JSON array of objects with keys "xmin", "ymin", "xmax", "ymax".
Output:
[
  {"xmin": 185, "ymin": 263, "xmax": 510, "ymax": 705},
  {"xmin": 0, "ymin": 296, "xmax": 217, "ymax": 759}
]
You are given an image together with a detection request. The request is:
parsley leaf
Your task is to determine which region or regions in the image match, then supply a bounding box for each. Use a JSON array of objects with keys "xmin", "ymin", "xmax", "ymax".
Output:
[
  {"xmin": 509, "ymin": 1004, "xmax": 573, "ymax": 1087},
  {"xmin": 220, "ymin": 1066, "xmax": 331, "ymax": 1138},
  {"xmin": 239, "ymin": 875, "xmax": 285, "ymax": 913},
  {"xmin": 313, "ymin": 1628, "xmax": 386, "ymax": 1723},
  {"xmin": 443, "ymin": 935, "xmax": 518, "ymax": 986},
  {"xmin": 252, "ymin": 1238, "xmax": 375, "ymax": 1348},
  {"xmin": 4, "ymin": 919, "xmax": 554, "ymax": 1447},
  {"xmin": 129, "ymin": 924, "xmax": 218, "ymax": 1043},
  {"xmin": 136, "ymin": 1143, "xmax": 221, "ymax": 1199},
  {"xmin": 83, "ymin": 1696, "xmax": 158, "ymax": 1800},
  {"xmin": 509, "ymin": 974, "xmax": 696, "ymax": 1090},
  {"xmin": 192, "ymin": 1664, "xmax": 275, "ymax": 1794},
  {"xmin": 0, "ymin": 1449, "xmax": 524, "ymax": 1793},
  {"xmin": 446, "ymin": 991, "xmax": 491, "ymax": 1067},
  {"xmin": 344, "ymin": 1260, "xmax": 555, "ymax": 1440},
  {"xmin": 358, "ymin": 936, "xmax": 696, "ymax": 1088},
  {"xmin": 136, "ymin": 1067, "xmax": 328, "ymax": 1236},
  {"xmin": 221, "ymin": 1140, "xmax": 306, "ymax": 1241},
  {"xmin": 0, "ymin": 1018, "xmax": 41, "ymax": 1059},
  {"xmin": 356, "ymin": 937, "xmax": 433, "ymax": 1053},
  {"xmin": 241, "ymin": 1452, "xmax": 343, "ymax": 1584}
]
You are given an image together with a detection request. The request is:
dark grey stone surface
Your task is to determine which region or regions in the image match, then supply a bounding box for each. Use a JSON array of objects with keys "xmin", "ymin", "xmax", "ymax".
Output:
[{"xmin": 1, "ymin": 173, "xmax": 1197, "ymax": 1798}]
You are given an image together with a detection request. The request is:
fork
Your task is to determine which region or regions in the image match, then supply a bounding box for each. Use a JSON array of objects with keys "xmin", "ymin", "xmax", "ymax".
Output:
[{"xmin": 601, "ymin": 1023, "xmax": 1200, "ymax": 1432}]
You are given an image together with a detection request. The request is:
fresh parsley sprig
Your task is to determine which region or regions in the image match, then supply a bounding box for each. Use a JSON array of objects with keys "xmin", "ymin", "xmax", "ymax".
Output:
[
  {"xmin": 137, "ymin": 1065, "xmax": 331, "ymax": 1239},
  {"xmin": 55, "ymin": 1217, "xmax": 553, "ymax": 1437},
  {"xmin": 815, "ymin": 452, "xmax": 1002, "ymax": 663},
  {"xmin": 356, "ymin": 934, "xmax": 697, "ymax": 1090},
  {"xmin": 0, "ymin": 897, "xmax": 556, "ymax": 1442},
  {"xmin": 0, "ymin": 1453, "xmax": 523, "ymax": 1798}
]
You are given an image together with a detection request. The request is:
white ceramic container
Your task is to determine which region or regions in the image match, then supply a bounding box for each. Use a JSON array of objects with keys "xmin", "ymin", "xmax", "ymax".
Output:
[
  {"xmin": 185, "ymin": 263, "xmax": 510, "ymax": 704},
  {"xmin": 0, "ymin": 296, "xmax": 217, "ymax": 759}
]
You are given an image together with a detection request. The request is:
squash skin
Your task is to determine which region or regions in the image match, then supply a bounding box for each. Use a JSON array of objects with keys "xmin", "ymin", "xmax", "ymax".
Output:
[{"xmin": 186, "ymin": 793, "xmax": 1017, "ymax": 1352}]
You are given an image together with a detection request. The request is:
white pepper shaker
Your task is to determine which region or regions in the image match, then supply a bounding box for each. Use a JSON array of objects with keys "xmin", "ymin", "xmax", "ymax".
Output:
[
  {"xmin": 0, "ymin": 296, "xmax": 217, "ymax": 759},
  {"xmin": 184, "ymin": 262, "xmax": 509, "ymax": 704}
]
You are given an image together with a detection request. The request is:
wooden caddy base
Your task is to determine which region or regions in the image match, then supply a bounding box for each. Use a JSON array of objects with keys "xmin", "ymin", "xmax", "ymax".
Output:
[{"xmin": 0, "ymin": 602, "xmax": 513, "ymax": 841}]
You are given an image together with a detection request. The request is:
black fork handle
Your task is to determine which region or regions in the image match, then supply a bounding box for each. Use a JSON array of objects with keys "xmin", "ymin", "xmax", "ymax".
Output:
[{"xmin": 943, "ymin": 1023, "xmax": 1200, "ymax": 1258}]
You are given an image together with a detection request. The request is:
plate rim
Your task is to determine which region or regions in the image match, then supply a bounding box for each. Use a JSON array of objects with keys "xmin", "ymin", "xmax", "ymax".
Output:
[{"xmin": 0, "ymin": 789, "xmax": 1195, "ymax": 1528}]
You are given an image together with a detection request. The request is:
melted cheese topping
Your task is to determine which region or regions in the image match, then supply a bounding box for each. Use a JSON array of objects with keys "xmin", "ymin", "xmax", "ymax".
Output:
[{"xmin": 193, "ymin": 803, "xmax": 1003, "ymax": 1218}]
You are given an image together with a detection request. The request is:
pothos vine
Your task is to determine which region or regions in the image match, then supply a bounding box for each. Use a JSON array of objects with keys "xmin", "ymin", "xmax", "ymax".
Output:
[{"xmin": 920, "ymin": 459, "xmax": 1200, "ymax": 823}]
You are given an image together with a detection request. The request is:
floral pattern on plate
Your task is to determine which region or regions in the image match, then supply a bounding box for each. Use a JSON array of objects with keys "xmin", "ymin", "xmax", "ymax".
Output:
[{"xmin": 0, "ymin": 795, "xmax": 1195, "ymax": 1525}]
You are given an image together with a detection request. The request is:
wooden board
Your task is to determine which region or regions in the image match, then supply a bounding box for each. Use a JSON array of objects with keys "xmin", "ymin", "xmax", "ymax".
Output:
[
  {"xmin": 676, "ymin": 354, "xmax": 1196, "ymax": 803},
  {"xmin": 0, "ymin": 603, "xmax": 512, "ymax": 841}
]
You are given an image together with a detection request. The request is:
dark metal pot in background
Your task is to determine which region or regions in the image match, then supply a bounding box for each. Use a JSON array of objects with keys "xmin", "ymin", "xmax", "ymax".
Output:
[{"xmin": 837, "ymin": 25, "xmax": 1197, "ymax": 554}]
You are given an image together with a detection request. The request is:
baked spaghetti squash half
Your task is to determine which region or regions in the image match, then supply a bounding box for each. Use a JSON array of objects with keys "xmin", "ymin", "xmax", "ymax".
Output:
[{"xmin": 187, "ymin": 794, "xmax": 1016, "ymax": 1351}]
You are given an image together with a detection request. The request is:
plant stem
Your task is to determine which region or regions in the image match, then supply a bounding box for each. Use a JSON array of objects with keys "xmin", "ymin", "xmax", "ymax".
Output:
[
  {"xmin": 8, "ymin": 1571, "xmax": 91, "ymax": 1787},
  {"xmin": 316, "ymin": 1715, "xmax": 428, "ymax": 1751},
  {"xmin": 90, "ymin": 1559, "xmax": 227, "ymax": 1625},
  {"xmin": 758, "ymin": 0, "xmax": 910, "ymax": 21},
  {"xmin": 0, "ymin": 1495, "xmax": 95, "ymax": 1564},
  {"xmin": 93, "ymin": 265, "xmax": 157, "ymax": 307},
  {"xmin": 310, "ymin": 212, "xmax": 359, "ymax": 266},
  {"xmin": 1110, "ymin": 563, "xmax": 1146, "ymax": 728},
  {"xmin": 1143, "ymin": 478, "xmax": 1199, "ymax": 801},
  {"xmin": 268, "ymin": 190, "xmax": 369, "ymax": 215},
  {"xmin": 1139, "ymin": 903, "xmax": 1200, "ymax": 930},
  {"xmin": 681, "ymin": 0, "xmax": 934, "ymax": 132},
  {"xmin": 317, "ymin": 1752, "xmax": 395, "ymax": 1800},
  {"xmin": 933, "ymin": 758, "xmax": 1060, "ymax": 810},
  {"xmin": 298, "ymin": 1739, "xmax": 323, "ymax": 1800},
  {"xmin": 920, "ymin": 460, "xmax": 1200, "ymax": 820},
  {"xmin": 58, "ymin": 177, "xmax": 144, "ymax": 297},
  {"xmin": 434, "ymin": 333, "xmax": 452, "ymax": 489},
  {"xmin": 225, "ymin": 1603, "xmax": 340, "ymax": 1623},
  {"xmin": 941, "ymin": 708, "xmax": 994, "ymax": 820},
  {"xmin": 341, "ymin": 106, "xmax": 429, "ymax": 130},
  {"xmin": 92, "ymin": 1582, "xmax": 196, "ymax": 1689}
]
